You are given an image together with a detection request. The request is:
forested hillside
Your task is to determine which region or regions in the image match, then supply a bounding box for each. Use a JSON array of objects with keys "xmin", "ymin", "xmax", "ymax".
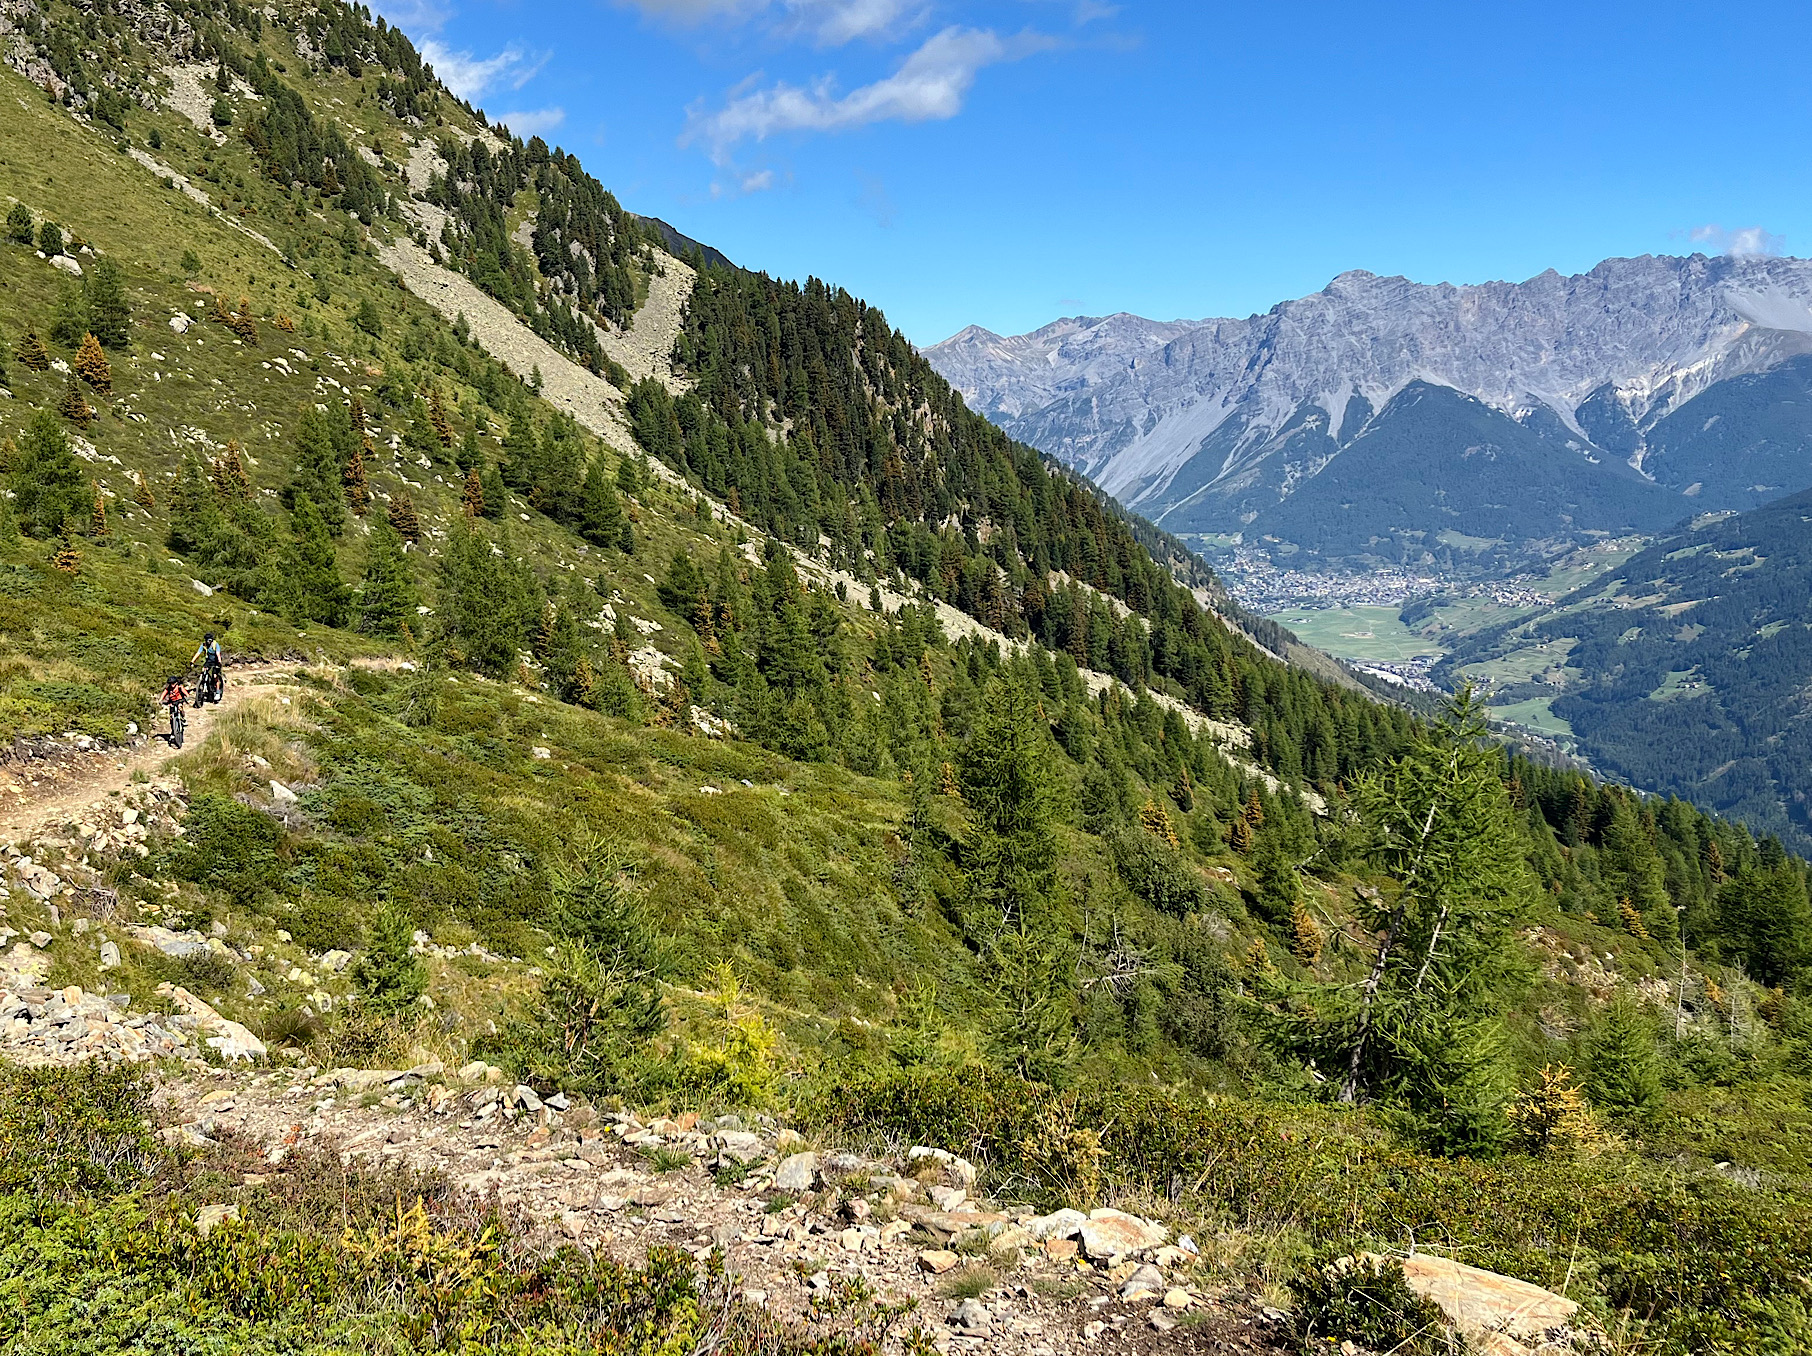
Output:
[
  {"xmin": 1, "ymin": 3, "xmax": 1812, "ymax": 1353},
  {"xmin": 1442, "ymin": 490, "xmax": 1812, "ymax": 855}
]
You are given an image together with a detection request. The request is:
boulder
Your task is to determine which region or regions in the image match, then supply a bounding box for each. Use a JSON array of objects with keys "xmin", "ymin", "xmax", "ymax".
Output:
[
  {"xmin": 1396, "ymin": 1253, "xmax": 1592, "ymax": 1356},
  {"xmin": 917, "ymin": 1249, "xmax": 961, "ymax": 1274},
  {"xmin": 1025, "ymin": 1207, "xmax": 1087, "ymax": 1240},
  {"xmin": 195, "ymin": 1202, "xmax": 238, "ymax": 1236},
  {"xmin": 1119, "ymin": 1263, "xmax": 1167, "ymax": 1300},
  {"xmin": 715, "ymin": 1130, "xmax": 766, "ymax": 1165},
  {"xmin": 1079, "ymin": 1208, "xmax": 1167, "ymax": 1261},
  {"xmin": 947, "ymin": 1297, "xmax": 990, "ymax": 1332},
  {"xmin": 907, "ymin": 1144, "xmax": 977, "ymax": 1186},
  {"xmin": 773, "ymin": 1152, "xmax": 817, "ymax": 1192}
]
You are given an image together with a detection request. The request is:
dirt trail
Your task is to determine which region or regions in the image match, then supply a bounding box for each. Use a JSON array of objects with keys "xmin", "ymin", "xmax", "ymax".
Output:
[{"xmin": 0, "ymin": 664, "xmax": 301, "ymax": 846}]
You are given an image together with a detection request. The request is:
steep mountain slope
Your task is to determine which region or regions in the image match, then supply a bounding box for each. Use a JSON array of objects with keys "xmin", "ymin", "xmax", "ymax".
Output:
[
  {"xmin": 1442, "ymin": 489, "xmax": 1812, "ymax": 853},
  {"xmin": 926, "ymin": 258, "xmax": 1812, "ymax": 564},
  {"xmin": 5, "ymin": 8, "xmax": 1812, "ymax": 1354}
]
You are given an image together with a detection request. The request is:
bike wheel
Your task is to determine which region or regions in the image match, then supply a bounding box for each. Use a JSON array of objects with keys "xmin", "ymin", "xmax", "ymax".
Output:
[{"xmin": 171, "ymin": 707, "xmax": 185, "ymax": 749}]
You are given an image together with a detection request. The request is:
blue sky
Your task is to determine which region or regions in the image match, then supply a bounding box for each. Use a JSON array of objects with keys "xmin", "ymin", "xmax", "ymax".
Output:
[{"xmin": 375, "ymin": 0, "xmax": 1812, "ymax": 346}]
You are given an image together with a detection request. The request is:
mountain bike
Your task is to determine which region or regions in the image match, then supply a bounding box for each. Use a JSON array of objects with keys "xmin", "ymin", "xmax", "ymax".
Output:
[
  {"xmin": 162, "ymin": 681, "xmax": 188, "ymax": 749},
  {"xmin": 195, "ymin": 658, "xmax": 225, "ymax": 706}
]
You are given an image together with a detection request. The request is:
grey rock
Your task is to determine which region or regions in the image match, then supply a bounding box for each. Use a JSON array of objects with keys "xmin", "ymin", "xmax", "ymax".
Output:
[
  {"xmin": 773, "ymin": 1151, "xmax": 818, "ymax": 1193},
  {"xmin": 948, "ymin": 1298, "xmax": 990, "ymax": 1332}
]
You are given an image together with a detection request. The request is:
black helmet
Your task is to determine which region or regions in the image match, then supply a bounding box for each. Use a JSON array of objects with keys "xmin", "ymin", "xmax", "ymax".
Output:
[{"xmin": 205, "ymin": 632, "xmax": 216, "ymax": 642}]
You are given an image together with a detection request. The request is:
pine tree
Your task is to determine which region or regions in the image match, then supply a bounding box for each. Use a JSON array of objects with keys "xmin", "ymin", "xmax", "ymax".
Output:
[
  {"xmin": 352, "ymin": 900, "xmax": 426, "ymax": 1014},
  {"xmin": 1227, "ymin": 813, "xmax": 1253, "ymax": 856},
  {"xmin": 50, "ymin": 526, "xmax": 81, "ymax": 574},
  {"xmin": 4, "ymin": 203, "xmax": 31, "ymax": 245},
  {"xmin": 461, "ymin": 466, "xmax": 484, "ymax": 517},
  {"xmin": 576, "ymin": 459, "xmax": 624, "ymax": 546},
  {"xmin": 209, "ymin": 293, "xmax": 232, "ymax": 326},
  {"xmin": 357, "ymin": 518, "xmax": 420, "ymax": 639},
  {"xmin": 13, "ymin": 407, "xmax": 87, "ymax": 538},
  {"xmin": 213, "ymin": 440, "xmax": 252, "ymax": 498},
  {"xmin": 288, "ymin": 407, "xmax": 348, "ymax": 534},
  {"xmin": 74, "ymin": 333, "xmax": 111, "ymax": 393},
  {"xmin": 1252, "ymin": 819, "xmax": 1300, "ymax": 924},
  {"xmin": 284, "ymin": 493, "xmax": 351, "ymax": 627},
  {"xmin": 428, "ymin": 384, "xmax": 453, "ymax": 446},
  {"xmin": 132, "ymin": 470, "xmax": 154, "ymax": 511},
  {"xmin": 59, "ymin": 374, "xmax": 93, "ymax": 427},
  {"xmin": 50, "ymin": 283, "xmax": 89, "ymax": 350},
  {"xmin": 1289, "ymin": 898, "xmax": 1324, "ymax": 964},
  {"xmin": 83, "ymin": 258, "xmax": 130, "ymax": 349},
  {"xmin": 166, "ymin": 454, "xmax": 221, "ymax": 554},
  {"xmin": 343, "ymin": 439, "xmax": 370, "ymax": 515},
  {"xmin": 37, "ymin": 221, "xmax": 63, "ymax": 257},
  {"xmin": 1139, "ymin": 799, "xmax": 1180, "ymax": 849},
  {"xmin": 13, "ymin": 330, "xmax": 49, "ymax": 372},
  {"xmin": 1585, "ymin": 988, "xmax": 1664, "ymax": 1122},
  {"xmin": 88, "ymin": 480, "xmax": 107, "ymax": 539},
  {"xmin": 387, "ymin": 490, "xmax": 421, "ymax": 543},
  {"xmin": 480, "ymin": 464, "xmax": 507, "ymax": 521}
]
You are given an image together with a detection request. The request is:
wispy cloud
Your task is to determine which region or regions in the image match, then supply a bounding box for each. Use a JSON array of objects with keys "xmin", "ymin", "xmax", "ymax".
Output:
[
  {"xmin": 619, "ymin": 0, "xmax": 920, "ymax": 45},
  {"xmin": 371, "ymin": 0, "xmax": 454, "ymax": 33},
  {"xmin": 420, "ymin": 39, "xmax": 549, "ymax": 102},
  {"xmin": 1689, "ymin": 224, "xmax": 1784, "ymax": 258},
  {"xmin": 497, "ymin": 107, "xmax": 567, "ymax": 138},
  {"xmin": 685, "ymin": 26, "xmax": 1048, "ymax": 159}
]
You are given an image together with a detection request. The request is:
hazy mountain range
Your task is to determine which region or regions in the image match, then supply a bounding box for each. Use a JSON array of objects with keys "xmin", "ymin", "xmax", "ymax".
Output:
[{"xmin": 926, "ymin": 255, "xmax": 1812, "ymax": 565}]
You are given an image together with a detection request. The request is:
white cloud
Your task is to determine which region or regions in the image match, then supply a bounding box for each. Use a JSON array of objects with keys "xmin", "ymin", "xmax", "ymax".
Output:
[
  {"xmin": 741, "ymin": 168, "xmax": 777, "ymax": 192},
  {"xmin": 420, "ymin": 39, "xmax": 548, "ymax": 102},
  {"xmin": 497, "ymin": 107, "xmax": 567, "ymax": 138},
  {"xmin": 618, "ymin": 0, "xmax": 919, "ymax": 45},
  {"xmin": 1690, "ymin": 224, "xmax": 1785, "ymax": 258},
  {"xmin": 371, "ymin": 0, "xmax": 454, "ymax": 33},
  {"xmin": 685, "ymin": 26, "xmax": 1045, "ymax": 158}
]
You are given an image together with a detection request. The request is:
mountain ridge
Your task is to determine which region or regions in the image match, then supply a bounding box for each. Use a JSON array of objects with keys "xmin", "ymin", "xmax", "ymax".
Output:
[{"xmin": 926, "ymin": 254, "xmax": 1812, "ymax": 561}]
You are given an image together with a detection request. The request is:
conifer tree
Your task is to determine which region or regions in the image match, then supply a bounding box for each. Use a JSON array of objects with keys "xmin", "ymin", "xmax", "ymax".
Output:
[
  {"xmin": 480, "ymin": 464, "xmax": 507, "ymax": 521},
  {"xmin": 284, "ymin": 492, "xmax": 351, "ymax": 627},
  {"xmin": 352, "ymin": 900, "xmax": 426, "ymax": 1014},
  {"xmin": 133, "ymin": 470, "xmax": 155, "ymax": 511},
  {"xmin": 4, "ymin": 203, "xmax": 31, "ymax": 245},
  {"xmin": 343, "ymin": 438, "xmax": 370, "ymax": 515},
  {"xmin": 288, "ymin": 406, "xmax": 349, "ymax": 535},
  {"xmin": 58, "ymin": 374, "xmax": 93, "ymax": 428},
  {"xmin": 88, "ymin": 481, "xmax": 107, "ymax": 539},
  {"xmin": 387, "ymin": 490, "xmax": 421, "ymax": 543},
  {"xmin": 37, "ymin": 221, "xmax": 63, "ymax": 257},
  {"xmin": 13, "ymin": 329, "xmax": 49, "ymax": 372},
  {"xmin": 1585, "ymin": 988, "xmax": 1664, "ymax": 1122},
  {"xmin": 1140, "ymin": 799, "xmax": 1179, "ymax": 849},
  {"xmin": 50, "ymin": 284, "xmax": 89, "ymax": 350},
  {"xmin": 166, "ymin": 454, "xmax": 221, "ymax": 554},
  {"xmin": 13, "ymin": 407, "xmax": 87, "ymax": 539},
  {"xmin": 428, "ymin": 384, "xmax": 453, "ymax": 446},
  {"xmin": 1289, "ymin": 898, "xmax": 1324, "ymax": 964},
  {"xmin": 357, "ymin": 518, "xmax": 420, "ymax": 639},
  {"xmin": 84, "ymin": 258, "xmax": 130, "ymax": 349},
  {"xmin": 74, "ymin": 333, "xmax": 111, "ymax": 393},
  {"xmin": 576, "ymin": 459, "xmax": 624, "ymax": 547},
  {"xmin": 51, "ymin": 526, "xmax": 81, "ymax": 574},
  {"xmin": 461, "ymin": 466, "xmax": 484, "ymax": 517}
]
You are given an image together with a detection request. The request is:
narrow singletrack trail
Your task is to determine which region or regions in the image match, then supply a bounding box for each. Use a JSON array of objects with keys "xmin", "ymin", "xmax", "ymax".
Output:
[{"xmin": 0, "ymin": 663, "xmax": 302, "ymax": 845}]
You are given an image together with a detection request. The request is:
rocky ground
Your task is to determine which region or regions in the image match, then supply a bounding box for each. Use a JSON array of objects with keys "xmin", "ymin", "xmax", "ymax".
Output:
[{"xmin": 157, "ymin": 1062, "xmax": 1294, "ymax": 1355}]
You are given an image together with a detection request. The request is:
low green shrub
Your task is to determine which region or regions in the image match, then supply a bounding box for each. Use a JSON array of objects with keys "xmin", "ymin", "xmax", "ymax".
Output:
[
  {"xmin": 812, "ymin": 1064, "xmax": 1812, "ymax": 1355},
  {"xmin": 1290, "ymin": 1254, "xmax": 1458, "ymax": 1355},
  {"xmin": 0, "ymin": 1063, "xmax": 160, "ymax": 1203}
]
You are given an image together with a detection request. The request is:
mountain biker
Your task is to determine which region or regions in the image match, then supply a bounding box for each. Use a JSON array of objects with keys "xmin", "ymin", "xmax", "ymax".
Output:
[
  {"xmin": 192, "ymin": 633, "xmax": 224, "ymax": 702},
  {"xmin": 161, "ymin": 674, "xmax": 188, "ymax": 709}
]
